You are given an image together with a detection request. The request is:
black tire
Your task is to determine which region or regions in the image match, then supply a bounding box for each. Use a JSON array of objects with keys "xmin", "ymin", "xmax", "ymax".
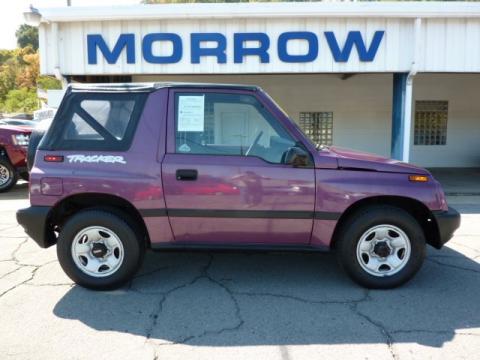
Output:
[
  {"xmin": 57, "ymin": 209, "xmax": 145, "ymax": 290},
  {"xmin": 0, "ymin": 157, "xmax": 18, "ymax": 193},
  {"xmin": 335, "ymin": 205, "xmax": 426, "ymax": 289},
  {"xmin": 19, "ymin": 171, "xmax": 29, "ymax": 181}
]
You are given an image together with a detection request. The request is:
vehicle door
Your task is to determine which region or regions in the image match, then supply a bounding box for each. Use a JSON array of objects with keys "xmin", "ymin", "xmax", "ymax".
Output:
[{"xmin": 161, "ymin": 89, "xmax": 316, "ymax": 245}]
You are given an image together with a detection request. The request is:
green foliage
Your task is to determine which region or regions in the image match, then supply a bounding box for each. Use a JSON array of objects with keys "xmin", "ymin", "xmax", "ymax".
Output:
[
  {"xmin": 0, "ymin": 50, "xmax": 15, "ymax": 65},
  {"xmin": 0, "ymin": 59, "xmax": 18, "ymax": 101},
  {"xmin": 0, "ymin": 46, "xmax": 44, "ymax": 113},
  {"xmin": 15, "ymin": 24, "xmax": 39, "ymax": 51},
  {"xmin": 1, "ymin": 88, "xmax": 38, "ymax": 113},
  {"xmin": 37, "ymin": 76, "xmax": 62, "ymax": 90}
]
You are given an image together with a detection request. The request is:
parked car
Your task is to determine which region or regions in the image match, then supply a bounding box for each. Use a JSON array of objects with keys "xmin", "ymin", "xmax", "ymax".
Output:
[
  {"xmin": 0, "ymin": 118, "xmax": 36, "ymax": 128},
  {"xmin": 27, "ymin": 117, "xmax": 53, "ymax": 171},
  {"xmin": 0, "ymin": 123, "xmax": 31, "ymax": 192},
  {"xmin": 9, "ymin": 113, "xmax": 33, "ymax": 120},
  {"xmin": 17, "ymin": 83, "xmax": 460, "ymax": 290}
]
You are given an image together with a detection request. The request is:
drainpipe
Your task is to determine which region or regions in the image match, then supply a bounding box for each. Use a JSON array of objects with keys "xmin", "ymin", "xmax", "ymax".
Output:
[
  {"xmin": 51, "ymin": 22, "xmax": 68, "ymax": 88},
  {"xmin": 402, "ymin": 18, "xmax": 421, "ymax": 163}
]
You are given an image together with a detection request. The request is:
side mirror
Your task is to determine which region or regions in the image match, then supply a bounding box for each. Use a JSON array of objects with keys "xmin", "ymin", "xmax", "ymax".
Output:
[{"xmin": 284, "ymin": 146, "xmax": 310, "ymax": 167}]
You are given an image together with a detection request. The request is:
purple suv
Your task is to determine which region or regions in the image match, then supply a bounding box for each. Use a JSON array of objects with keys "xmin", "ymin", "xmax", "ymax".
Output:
[{"xmin": 17, "ymin": 83, "xmax": 460, "ymax": 290}]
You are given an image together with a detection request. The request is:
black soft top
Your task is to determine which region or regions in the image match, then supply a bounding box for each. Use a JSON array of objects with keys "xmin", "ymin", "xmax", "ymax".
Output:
[{"xmin": 69, "ymin": 82, "xmax": 260, "ymax": 93}]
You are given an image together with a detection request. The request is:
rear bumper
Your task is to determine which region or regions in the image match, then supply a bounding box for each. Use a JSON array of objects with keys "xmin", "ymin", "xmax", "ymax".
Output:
[
  {"xmin": 16, "ymin": 206, "xmax": 53, "ymax": 248},
  {"xmin": 432, "ymin": 207, "xmax": 461, "ymax": 248}
]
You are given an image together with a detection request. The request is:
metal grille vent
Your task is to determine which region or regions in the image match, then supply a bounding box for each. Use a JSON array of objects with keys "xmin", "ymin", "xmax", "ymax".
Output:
[
  {"xmin": 299, "ymin": 112, "xmax": 333, "ymax": 146},
  {"xmin": 414, "ymin": 101, "xmax": 448, "ymax": 145}
]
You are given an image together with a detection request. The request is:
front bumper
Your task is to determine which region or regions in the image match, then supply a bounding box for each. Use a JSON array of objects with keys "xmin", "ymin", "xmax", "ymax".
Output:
[
  {"xmin": 16, "ymin": 206, "xmax": 53, "ymax": 248},
  {"xmin": 432, "ymin": 207, "xmax": 461, "ymax": 248}
]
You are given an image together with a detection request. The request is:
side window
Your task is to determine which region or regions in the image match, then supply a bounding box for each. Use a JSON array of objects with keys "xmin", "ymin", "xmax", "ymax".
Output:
[
  {"xmin": 174, "ymin": 92, "xmax": 296, "ymax": 164},
  {"xmin": 80, "ymin": 99, "xmax": 135, "ymax": 140},
  {"xmin": 47, "ymin": 92, "xmax": 146, "ymax": 151}
]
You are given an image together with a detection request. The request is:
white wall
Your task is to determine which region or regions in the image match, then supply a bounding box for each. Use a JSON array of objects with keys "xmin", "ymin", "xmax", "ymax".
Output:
[
  {"xmin": 135, "ymin": 73, "xmax": 393, "ymax": 158},
  {"xmin": 411, "ymin": 74, "xmax": 480, "ymax": 168}
]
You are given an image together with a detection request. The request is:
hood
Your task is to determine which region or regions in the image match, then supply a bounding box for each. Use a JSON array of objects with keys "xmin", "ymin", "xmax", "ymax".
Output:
[{"xmin": 325, "ymin": 146, "xmax": 429, "ymax": 175}]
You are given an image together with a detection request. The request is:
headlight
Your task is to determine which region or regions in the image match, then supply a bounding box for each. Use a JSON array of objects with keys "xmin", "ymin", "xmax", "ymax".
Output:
[{"xmin": 12, "ymin": 134, "xmax": 30, "ymax": 146}]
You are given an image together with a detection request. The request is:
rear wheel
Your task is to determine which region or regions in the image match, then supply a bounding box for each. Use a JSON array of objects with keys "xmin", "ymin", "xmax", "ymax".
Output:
[
  {"xmin": 57, "ymin": 210, "xmax": 145, "ymax": 290},
  {"xmin": 0, "ymin": 158, "xmax": 17, "ymax": 193},
  {"xmin": 336, "ymin": 206, "xmax": 426, "ymax": 289}
]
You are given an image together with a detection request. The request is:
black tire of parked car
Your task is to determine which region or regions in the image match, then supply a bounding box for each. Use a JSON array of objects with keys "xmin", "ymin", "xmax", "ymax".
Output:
[
  {"xmin": 0, "ymin": 157, "xmax": 18, "ymax": 193},
  {"xmin": 57, "ymin": 209, "xmax": 145, "ymax": 290},
  {"xmin": 335, "ymin": 205, "xmax": 426, "ymax": 289},
  {"xmin": 19, "ymin": 172, "xmax": 29, "ymax": 181}
]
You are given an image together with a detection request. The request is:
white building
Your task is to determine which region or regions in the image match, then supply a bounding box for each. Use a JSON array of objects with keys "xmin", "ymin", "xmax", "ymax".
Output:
[{"xmin": 26, "ymin": 2, "xmax": 480, "ymax": 167}]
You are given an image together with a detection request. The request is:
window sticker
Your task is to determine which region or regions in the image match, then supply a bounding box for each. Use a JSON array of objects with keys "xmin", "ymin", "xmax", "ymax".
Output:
[
  {"xmin": 178, "ymin": 95, "xmax": 205, "ymax": 132},
  {"xmin": 178, "ymin": 143, "xmax": 191, "ymax": 152}
]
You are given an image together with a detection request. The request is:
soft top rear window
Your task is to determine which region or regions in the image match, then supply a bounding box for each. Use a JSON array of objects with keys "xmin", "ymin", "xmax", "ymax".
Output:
[{"xmin": 41, "ymin": 91, "xmax": 147, "ymax": 151}]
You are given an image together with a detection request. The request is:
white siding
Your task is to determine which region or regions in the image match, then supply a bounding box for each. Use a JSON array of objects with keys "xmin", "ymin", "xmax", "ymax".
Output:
[
  {"xmin": 40, "ymin": 18, "xmax": 412, "ymax": 75},
  {"xmin": 39, "ymin": 15, "xmax": 480, "ymax": 76}
]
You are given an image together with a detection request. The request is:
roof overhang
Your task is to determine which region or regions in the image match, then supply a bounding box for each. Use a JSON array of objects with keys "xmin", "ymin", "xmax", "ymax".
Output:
[{"xmin": 26, "ymin": 2, "xmax": 480, "ymax": 24}]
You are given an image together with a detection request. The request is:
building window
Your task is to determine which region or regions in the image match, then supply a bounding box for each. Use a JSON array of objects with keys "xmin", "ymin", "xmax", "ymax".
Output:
[
  {"xmin": 299, "ymin": 112, "xmax": 333, "ymax": 146},
  {"xmin": 414, "ymin": 101, "xmax": 448, "ymax": 145}
]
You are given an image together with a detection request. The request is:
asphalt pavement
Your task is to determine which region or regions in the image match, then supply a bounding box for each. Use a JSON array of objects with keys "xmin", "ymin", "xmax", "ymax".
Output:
[{"xmin": 0, "ymin": 182, "xmax": 479, "ymax": 360}]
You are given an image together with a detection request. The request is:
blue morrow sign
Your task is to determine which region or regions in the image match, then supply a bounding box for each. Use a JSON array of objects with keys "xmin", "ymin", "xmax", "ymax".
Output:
[{"xmin": 87, "ymin": 31, "xmax": 385, "ymax": 65}]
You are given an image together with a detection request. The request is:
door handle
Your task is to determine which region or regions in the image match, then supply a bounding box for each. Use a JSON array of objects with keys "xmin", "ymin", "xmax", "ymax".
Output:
[{"xmin": 176, "ymin": 169, "xmax": 198, "ymax": 181}]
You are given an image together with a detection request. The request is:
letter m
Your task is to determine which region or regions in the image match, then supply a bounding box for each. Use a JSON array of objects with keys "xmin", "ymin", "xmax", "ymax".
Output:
[
  {"xmin": 325, "ymin": 31, "xmax": 384, "ymax": 62},
  {"xmin": 87, "ymin": 34, "xmax": 135, "ymax": 64}
]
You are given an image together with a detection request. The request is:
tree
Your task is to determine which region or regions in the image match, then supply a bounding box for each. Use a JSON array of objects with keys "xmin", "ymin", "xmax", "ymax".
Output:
[
  {"xmin": 37, "ymin": 76, "xmax": 62, "ymax": 90},
  {"xmin": 2, "ymin": 88, "xmax": 38, "ymax": 113},
  {"xmin": 15, "ymin": 24, "xmax": 39, "ymax": 51},
  {"xmin": 16, "ymin": 52, "xmax": 39, "ymax": 89}
]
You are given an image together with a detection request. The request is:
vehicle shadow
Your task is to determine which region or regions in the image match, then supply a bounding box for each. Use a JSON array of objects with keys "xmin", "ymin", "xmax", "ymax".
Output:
[
  {"xmin": 53, "ymin": 245, "xmax": 480, "ymax": 347},
  {"xmin": 0, "ymin": 181, "xmax": 28, "ymax": 200}
]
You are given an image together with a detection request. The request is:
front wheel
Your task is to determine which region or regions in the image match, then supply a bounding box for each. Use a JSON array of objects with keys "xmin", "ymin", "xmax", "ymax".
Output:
[
  {"xmin": 57, "ymin": 210, "xmax": 145, "ymax": 290},
  {"xmin": 336, "ymin": 206, "xmax": 426, "ymax": 289}
]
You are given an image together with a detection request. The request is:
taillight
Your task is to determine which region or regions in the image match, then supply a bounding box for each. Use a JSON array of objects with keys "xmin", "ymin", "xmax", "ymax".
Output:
[{"xmin": 44, "ymin": 155, "xmax": 64, "ymax": 162}]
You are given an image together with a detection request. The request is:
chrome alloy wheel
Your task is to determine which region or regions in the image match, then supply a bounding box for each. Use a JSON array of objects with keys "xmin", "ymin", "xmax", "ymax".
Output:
[
  {"xmin": 71, "ymin": 226, "xmax": 124, "ymax": 278},
  {"xmin": 356, "ymin": 224, "xmax": 411, "ymax": 277},
  {"xmin": 0, "ymin": 164, "xmax": 11, "ymax": 186}
]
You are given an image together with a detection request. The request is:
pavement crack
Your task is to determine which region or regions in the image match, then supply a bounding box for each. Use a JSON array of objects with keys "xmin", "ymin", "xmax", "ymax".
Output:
[
  {"xmin": 133, "ymin": 266, "xmax": 171, "ymax": 280},
  {"xmin": 426, "ymin": 257, "xmax": 480, "ymax": 274},
  {"xmin": 231, "ymin": 290, "xmax": 368, "ymax": 305},
  {"xmin": 0, "ymin": 265, "xmax": 32, "ymax": 280},
  {"xmin": 143, "ymin": 254, "xmax": 213, "ymax": 345},
  {"xmin": 350, "ymin": 292, "xmax": 399, "ymax": 360},
  {"xmin": 0, "ymin": 266, "xmax": 41, "ymax": 299},
  {"xmin": 390, "ymin": 329, "xmax": 480, "ymax": 337},
  {"xmin": 145, "ymin": 254, "xmax": 246, "ymax": 347},
  {"xmin": 193, "ymin": 254, "xmax": 245, "ymax": 341}
]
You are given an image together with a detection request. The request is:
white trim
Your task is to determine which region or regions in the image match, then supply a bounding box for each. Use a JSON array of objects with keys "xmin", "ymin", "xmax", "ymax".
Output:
[
  {"xmin": 32, "ymin": 2, "xmax": 480, "ymax": 23},
  {"xmin": 402, "ymin": 18, "xmax": 422, "ymax": 163}
]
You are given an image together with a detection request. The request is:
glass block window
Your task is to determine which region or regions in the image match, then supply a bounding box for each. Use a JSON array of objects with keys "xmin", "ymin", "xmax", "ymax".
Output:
[
  {"xmin": 299, "ymin": 112, "xmax": 333, "ymax": 146},
  {"xmin": 414, "ymin": 101, "xmax": 448, "ymax": 145}
]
